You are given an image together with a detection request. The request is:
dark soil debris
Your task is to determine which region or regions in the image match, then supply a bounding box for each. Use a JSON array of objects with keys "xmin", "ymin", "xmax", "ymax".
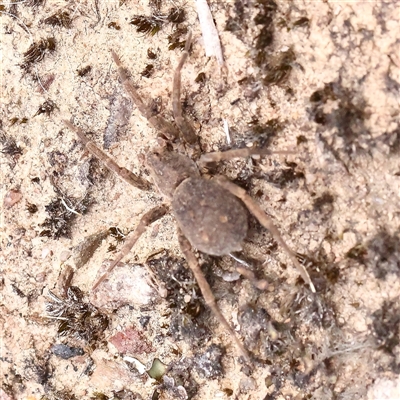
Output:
[
  {"xmin": 1, "ymin": 132, "xmax": 23, "ymax": 164},
  {"xmin": 147, "ymin": 251, "xmax": 211, "ymax": 346},
  {"xmin": 366, "ymin": 229, "xmax": 400, "ymax": 279},
  {"xmin": 20, "ymin": 38, "xmax": 56, "ymax": 71},
  {"xmin": 43, "ymin": 11, "xmax": 72, "ymax": 28},
  {"xmin": 164, "ymin": 358, "xmax": 199, "ymax": 399},
  {"xmin": 263, "ymin": 48, "xmax": 296, "ymax": 86},
  {"xmin": 263, "ymin": 161, "xmax": 304, "ymax": 189},
  {"xmin": 46, "ymin": 286, "xmax": 108, "ymax": 344},
  {"xmin": 193, "ymin": 344, "xmax": 225, "ymax": 379},
  {"xmin": 371, "ymin": 299, "xmax": 400, "ymax": 371},
  {"xmin": 77, "ymin": 65, "xmax": 92, "ymax": 77},
  {"xmin": 34, "ymin": 100, "xmax": 57, "ymax": 117},
  {"xmin": 39, "ymin": 195, "xmax": 91, "ymax": 239},
  {"xmin": 51, "ymin": 343, "xmax": 84, "ymax": 359},
  {"xmin": 130, "ymin": 7, "xmax": 185, "ymax": 36},
  {"xmin": 309, "ymin": 81, "xmax": 371, "ymax": 159}
]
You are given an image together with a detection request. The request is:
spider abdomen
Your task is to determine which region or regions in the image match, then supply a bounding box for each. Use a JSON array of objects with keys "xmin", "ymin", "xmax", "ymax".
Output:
[{"xmin": 172, "ymin": 177, "xmax": 248, "ymax": 256}]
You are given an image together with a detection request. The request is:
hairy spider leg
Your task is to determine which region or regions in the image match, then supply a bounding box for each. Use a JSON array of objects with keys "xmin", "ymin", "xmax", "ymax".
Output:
[
  {"xmin": 178, "ymin": 230, "xmax": 251, "ymax": 362},
  {"xmin": 214, "ymin": 176, "xmax": 316, "ymax": 293}
]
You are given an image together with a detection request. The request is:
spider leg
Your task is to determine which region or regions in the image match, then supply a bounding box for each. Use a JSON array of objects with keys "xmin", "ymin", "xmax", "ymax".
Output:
[
  {"xmin": 92, "ymin": 205, "xmax": 168, "ymax": 291},
  {"xmin": 63, "ymin": 120, "xmax": 152, "ymax": 191},
  {"xmin": 177, "ymin": 230, "xmax": 251, "ymax": 362},
  {"xmin": 171, "ymin": 31, "xmax": 198, "ymax": 146},
  {"xmin": 199, "ymin": 148, "xmax": 295, "ymax": 165},
  {"xmin": 214, "ymin": 176, "xmax": 316, "ymax": 293},
  {"xmin": 111, "ymin": 51, "xmax": 180, "ymax": 141}
]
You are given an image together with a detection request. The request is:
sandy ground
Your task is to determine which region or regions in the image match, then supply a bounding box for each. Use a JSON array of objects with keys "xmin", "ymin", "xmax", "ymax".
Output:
[{"xmin": 1, "ymin": 1, "xmax": 400, "ymax": 399}]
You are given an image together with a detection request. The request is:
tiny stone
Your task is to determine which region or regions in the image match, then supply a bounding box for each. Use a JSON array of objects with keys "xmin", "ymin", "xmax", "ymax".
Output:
[
  {"xmin": 194, "ymin": 344, "xmax": 225, "ymax": 379},
  {"xmin": 60, "ymin": 250, "xmax": 71, "ymax": 263},
  {"xmin": 41, "ymin": 248, "xmax": 53, "ymax": 259},
  {"xmin": 51, "ymin": 343, "xmax": 84, "ymax": 359},
  {"xmin": 139, "ymin": 315, "xmax": 151, "ymax": 328},
  {"xmin": 4, "ymin": 189, "xmax": 22, "ymax": 208},
  {"xmin": 239, "ymin": 377, "xmax": 256, "ymax": 392},
  {"xmin": 109, "ymin": 326, "xmax": 155, "ymax": 355},
  {"xmin": 90, "ymin": 262, "xmax": 156, "ymax": 310}
]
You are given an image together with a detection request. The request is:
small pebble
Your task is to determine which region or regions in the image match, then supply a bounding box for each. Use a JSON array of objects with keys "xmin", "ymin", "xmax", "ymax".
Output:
[
  {"xmin": 4, "ymin": 189, "xmax": 22, "ymax": 208},
  {"xmin": 51, "ymin": 344, "xmax": 84, "ymax": 359},
  {"xmin": 90, "ymin": 262, "xmax": 156, "ymax": 310}
]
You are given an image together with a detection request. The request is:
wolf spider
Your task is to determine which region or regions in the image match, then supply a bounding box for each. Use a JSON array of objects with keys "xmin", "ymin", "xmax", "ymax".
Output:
[{"xmin": 63, "ymin": 32, "xmax": 314, "ymax": 362}]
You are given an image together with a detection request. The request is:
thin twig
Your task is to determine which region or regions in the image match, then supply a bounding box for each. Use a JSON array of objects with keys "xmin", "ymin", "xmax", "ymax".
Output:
[{"xmin": 195, "ymin": 0, "xmax": 224, "ymax": 66}]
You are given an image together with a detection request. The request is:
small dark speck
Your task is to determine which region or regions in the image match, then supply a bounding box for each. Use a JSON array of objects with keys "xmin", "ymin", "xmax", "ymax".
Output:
[
  {"xmin": 11, "ymin": 284, "xmax": 25, "ymax": 297},
  {"xmin": 139, "ymin": 315, "xmax": 151, "ymax": 328}
]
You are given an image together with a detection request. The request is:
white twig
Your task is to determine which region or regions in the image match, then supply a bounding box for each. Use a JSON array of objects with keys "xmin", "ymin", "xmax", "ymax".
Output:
[
  {"xmin": 195, "ymin": 0, "xmax": 224, "ymax": 66},
  {"xmin": 61, "ymin": 198, "xmax": 81, "ymax": 216},
  {"xmin": 223, "ymin": 119, "xmax": 231, "ymax": 145},
  {"xmin": 229, "ymin": 253, "xmax": 250, "ymax": 267}
]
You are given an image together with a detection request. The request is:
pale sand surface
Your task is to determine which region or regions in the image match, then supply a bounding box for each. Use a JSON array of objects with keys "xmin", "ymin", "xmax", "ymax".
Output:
[{"xmin": 1, "ymin": 1, "xmax": 400, "ymax": 399}]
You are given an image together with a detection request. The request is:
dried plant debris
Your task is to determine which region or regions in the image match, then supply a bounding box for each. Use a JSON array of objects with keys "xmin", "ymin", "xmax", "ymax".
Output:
[
  {"xmin": 108, "ymin": 21, "xmax": 121, "ymax": 30},
  {"xmin": 37, "ymin": 73, "xmax": 56, "ymax": 93},
  {"xmin": 24, "ymin": 0, "xmax": 45, "ymax": 9},
  {"xmin": 285, "ymin": 286, "xmax": 337, "ymax": 330},
  {"xmin": 1, "ymin": 132, "xmax": 23, "ymax": 160},
  {"xmin": 130, "ymin": 14, "xmax": 164, "ymax": 36},
  {"xmin": 46, "ymin": 287, "xmax": 108, "ymax": 343},
  {"xmin": 130, "ymin": 6, "xmax": 186, "ymax": 37},
  {"xmin": 238, "ymin": 303, "xmax": 320, "ymax": 393},
  {"xmin": 309, "ymin": 81, "xmax": 371, "ymax": 161},
  {"xmin": 20, "ymin": 38, "xmax": 56, "ymax": 71},
  {"xmin": 147, "ymin": 48, "xmax": 158, "ymax": 59},
  {"xmin": 234, "ymin": 117, "xmax": 281, "ymax": 149},
  {"xmin": 262, "ymin": 160, "xmax": 305, "ymax": 189},
  {"xmin": 239, "ymin": 304, "xmax": 294, "ymax": 359},
  {"xmin": 39, "ymin": 195, "xmax": 91, "ymax": 239},
  {"xmin": 297, "ymin": 251, "xmax": 340, "ymax": 292},
  {"xmin": 77, "ymin": 65, "xmax": 92, "ymax": 77},
  {"xmin": 141, "ymin": 63, "xmax": 154, "ymax": 78},
  {"xmin": 107, "ymin": 226, "xmax": 128, "ymax": 252},
  {"xmin": 147, "ymin": 251, "xmax": 211, "ymax": 345},
  {"xmin": 262, "ymin": 48, "xmax": 296, "ymax": 86},
  {"xmin": 43, "ymin": 10, "xmax": 72, "ymax": 28},
  {"xmin": 9, "ymin": 116, "xmax": 28, "ymax": 126},
  {"xmin": 313, "ymin": 192, "xmax": 335, "ymax": 215},
  {"xmin": 167, "ymin": 26, "xmax": 188, "ymax": 51},
  {"xmin": 34, "ymin": 100, "xmax": 57, "ymax": 117}
]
